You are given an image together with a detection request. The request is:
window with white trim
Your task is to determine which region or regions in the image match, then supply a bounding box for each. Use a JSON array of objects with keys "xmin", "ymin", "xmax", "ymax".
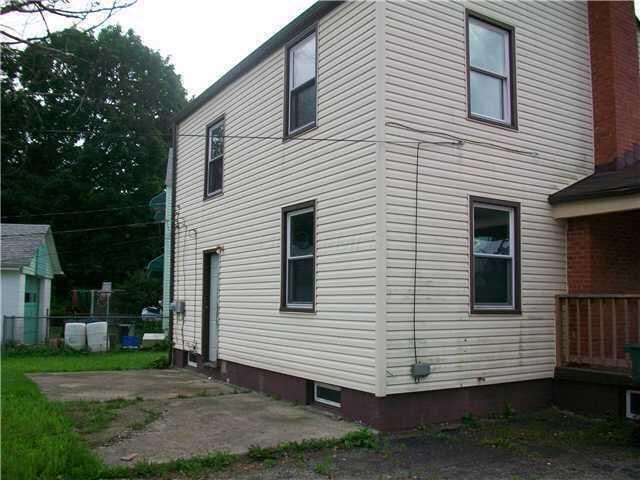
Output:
[
  {"xmin": 471, "ymin": 199, "xmax": 519, "ymax": 311},
  {"xmin": 286, "ymin": 31, "xmax": 317, "ymax": 135},
  {"xmin": 467, "ymin": 14, "xmax": 515, "ymax": 125},
  {"xmin": 206, "ymin": 119, "xmax": 224, "ymax": 196},
  {"xmin": 282, "ymin": 203, "xmax": 315, "ymax": 310},
  {"xmin": 314, "ymin": 382, "xmax": 341, "ymax": 407}
]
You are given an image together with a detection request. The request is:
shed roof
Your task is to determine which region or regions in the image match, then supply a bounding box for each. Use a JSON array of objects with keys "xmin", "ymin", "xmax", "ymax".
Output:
[
  {"xmin": 548, "ymin": 165, "xmax": 640, "ymax": 204},
  {"xmin": 1, "ymin": 224, "xmax": 63, "ymax": 274}
]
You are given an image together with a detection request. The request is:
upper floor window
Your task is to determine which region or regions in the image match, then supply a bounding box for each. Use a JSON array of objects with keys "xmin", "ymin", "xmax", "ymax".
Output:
[
  {"xmin": 205, "ymin": 119, "xmax": 224, "ymax": 197},
  {"xmin": 470, "ymin": 197, "xmax": 521, "ymax": 313},
  {"xmin": 281, "ymin": 201, "xmax": 315, "ymax": 311},
  {"xmin": 466, "ymin": 13, "xmax": 516, "ymax": 127},
  {"xmin": 285, "ymin": 30, "xmax": 317, "ymax": 136}
]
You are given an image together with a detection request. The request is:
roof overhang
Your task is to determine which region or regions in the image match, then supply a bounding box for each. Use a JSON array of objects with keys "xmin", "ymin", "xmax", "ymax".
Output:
[
  {"xmin": 551, "ymin": 192, "xmax": 640, "ymax": 219},
  {"xmin": 549, "ymin": 164, "xmax": 640, "ymax": 218}
]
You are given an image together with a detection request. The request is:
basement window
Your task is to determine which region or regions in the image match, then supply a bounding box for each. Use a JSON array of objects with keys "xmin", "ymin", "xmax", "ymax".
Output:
[{"xmin": 314, "ymin": 382, "xmax": 341, "ymax": 408}]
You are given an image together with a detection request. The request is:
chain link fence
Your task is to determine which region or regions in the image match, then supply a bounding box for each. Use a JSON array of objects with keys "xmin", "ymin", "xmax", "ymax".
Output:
[{"xmin": 1, "ymin": 314, "xmax": 168, "ymax": 350}]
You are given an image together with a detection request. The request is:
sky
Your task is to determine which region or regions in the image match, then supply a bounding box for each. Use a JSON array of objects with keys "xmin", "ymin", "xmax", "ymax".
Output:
[
  {"xmin": 107, "ymin": 0, "xmax": 317, "ymax": 97},
  {"xmin": 4, "ymin": 0, "xmax": 640, "ymax": 98},
  {"xmin": 89, "ymin": 0, "xmax": 640, "ymax": 97}
]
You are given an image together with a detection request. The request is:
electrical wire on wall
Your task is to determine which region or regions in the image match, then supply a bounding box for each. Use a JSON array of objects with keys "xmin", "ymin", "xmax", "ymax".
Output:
[
  {"xmin": 189, "ymin": 227, "xmax": 199, "ymax": 353},
  {"xmin": 61, "ymin": 119, "xmax": 542, "ymax": 375}
]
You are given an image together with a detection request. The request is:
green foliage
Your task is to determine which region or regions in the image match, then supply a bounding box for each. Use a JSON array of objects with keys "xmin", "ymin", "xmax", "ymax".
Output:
[
  {"xmin": 60, "ymin": 398, "xmax": 141, "ymax": 434},
  {"xmin": 1, "ymin": 26, "xmax": 187, "ymax": 308},
  {"xmin": 247, "ymin": 429, "xmax": 379, "ymax": 462},
  {"xmin": 462, "ymin": 412, "xmax": 479, "ymax": 429},
  {"xmin": 110, "ymin": 269, "xmax": 162, "ymax": 314},
  {"xmin": 103, "ymin": 452, "xmax": 235, "ymax": 479},
  {"xmin": 128, "ymin": 408, "xmax": 162, "ymax": 431},
  {"xmin": 312, "ymin": 457, "xmax": 333, "ymax": 476},
  {"xmin": 503, "ymin": 402, "xmax": 515, "ymax": 419},
  {"xmin": 146, "ymin": 354, "xmax": 171, "ymax": 369},
  {"xmin": 1, "ymin": 351, "xmax": 166, "ymax": 479}
]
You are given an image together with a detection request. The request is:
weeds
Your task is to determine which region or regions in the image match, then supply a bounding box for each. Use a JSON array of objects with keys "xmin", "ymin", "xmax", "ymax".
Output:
[
  {"xmin": 312, "ymin": 457, "xmax": 333, "ymax": 476},
  {"xmin": 248, "ymin": 429, "xmax": 378, "ymax": 462},
  {"xmin": 60, "ymin": 398, "xmax": 142, "ymax": 434},
  {"xmin": 461, "ymin": 412, "xmax": 479, "ymax": 429},
  {"xmin": 129, "ymin": 408, "xmax": 162, "ymax": 431},
  {"xmin": 103, "ymin": 452, "xmax": 235, "ymax": 478}
]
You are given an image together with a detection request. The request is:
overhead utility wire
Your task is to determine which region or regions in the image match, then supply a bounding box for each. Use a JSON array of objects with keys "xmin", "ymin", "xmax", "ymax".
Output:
[
  {"xmin": 1, "ymin": 221, "xmax": 162, "ymax": 237},
  {"xmin": 2, "ymin": 127, "xmax": 512, "ymax": 149},
  {"xmin": 1, "ymin": 203, "xmax": 152, "ymax": 219},
  {"xmin": 385, "ymin": 121, "xmax": 539, "ymax": 157}
]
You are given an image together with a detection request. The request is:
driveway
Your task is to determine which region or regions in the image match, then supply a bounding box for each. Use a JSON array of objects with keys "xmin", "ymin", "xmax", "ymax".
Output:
[{"xmin": 30, "ymin": 369, "xmax": 360, "ymax": 466}]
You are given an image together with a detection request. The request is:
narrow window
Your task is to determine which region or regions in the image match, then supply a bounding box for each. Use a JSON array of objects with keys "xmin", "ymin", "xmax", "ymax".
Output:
[
  {"xmin": 470, "ymin": 198, "xmax": 520, "ymax": 313},
  {"xmin": 314, "ymin": 382, "xmax": 341, "ymax": 408},
  {"xmin": 285, "ymin": 30, "xmax": 317, "ymax": 136},
  {"xmin": 205, "ymin": 119, "xmax": 224, "ymax": 197},
  {"xmin": 281, "ymin": 201, "xmax": 315, "ymax": 310},
  {"xmin": 466, "ymin": 13, "xmax": 516, "ymax": 127}
]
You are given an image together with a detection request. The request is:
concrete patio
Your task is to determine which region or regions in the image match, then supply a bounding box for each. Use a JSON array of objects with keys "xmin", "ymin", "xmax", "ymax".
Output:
[{"xmin": 30, "ymin": 369, "xmax": 360, "ymax": 465}]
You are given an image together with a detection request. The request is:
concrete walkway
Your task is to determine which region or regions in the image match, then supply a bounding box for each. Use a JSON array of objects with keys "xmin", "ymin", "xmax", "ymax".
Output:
[{"xmin": 31, "ymin": 369, "xmax": 360, "ymax": 465}]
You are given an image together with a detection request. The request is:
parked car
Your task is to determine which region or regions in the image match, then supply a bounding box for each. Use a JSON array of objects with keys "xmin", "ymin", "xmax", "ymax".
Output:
[{"xmin": 141, "ymin": 306, "xmax": 162, "ymax": 320}]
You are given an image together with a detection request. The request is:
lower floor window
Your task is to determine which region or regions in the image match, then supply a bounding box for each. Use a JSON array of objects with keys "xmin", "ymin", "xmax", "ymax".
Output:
[
  {"xmin": 314, "ymin": 382, "xmax": 341, "ymax": 407},
  {"xmin": 281, "ymin": 201, "xmax": 315, "ymax": 310},
  {"xmin": 470, "ymin": 197, "xmax": 520, "ymax": 312}
]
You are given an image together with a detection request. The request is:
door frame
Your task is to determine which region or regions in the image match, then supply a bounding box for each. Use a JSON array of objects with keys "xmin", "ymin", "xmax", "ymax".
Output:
[{"xmin": 201, "ymin": 248, "xmax": 220, "ymax": 363}]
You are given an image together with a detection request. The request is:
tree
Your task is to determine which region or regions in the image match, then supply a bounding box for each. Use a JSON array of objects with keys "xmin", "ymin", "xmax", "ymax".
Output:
[
  {"xmin": 1, "ymin": 26, "xmax": 187, "ymax": 309},
  {"xmin": 1, "ymin": 0, "xmax": 136, "ymax": 51}
]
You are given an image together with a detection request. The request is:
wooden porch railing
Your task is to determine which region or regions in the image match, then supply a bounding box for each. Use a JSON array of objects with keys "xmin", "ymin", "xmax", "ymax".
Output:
[{"xmin": 556, "ymin": 294, "xmax": 640, "ymax": 370}]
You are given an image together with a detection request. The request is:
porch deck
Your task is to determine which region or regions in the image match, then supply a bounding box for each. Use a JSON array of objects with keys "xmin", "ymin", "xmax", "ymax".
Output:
[{"xmin": 556, "ymin": 294, "xmax": 640, "ymax": 374}]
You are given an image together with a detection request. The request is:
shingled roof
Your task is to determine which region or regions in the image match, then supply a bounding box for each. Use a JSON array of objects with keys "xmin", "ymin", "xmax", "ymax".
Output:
[
  {"xmin": 1, "ymin": 224, "xmax": 62, "ymax": 274},
  {"xmin": 548, "ymin": 165, "xmax": 640, "ymax": 204}
]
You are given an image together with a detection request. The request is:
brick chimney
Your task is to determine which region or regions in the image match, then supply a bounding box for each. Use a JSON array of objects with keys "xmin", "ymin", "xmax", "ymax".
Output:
[{"xmin": 588, "ymin": 1, "xmax": 640, "ymax": 171}]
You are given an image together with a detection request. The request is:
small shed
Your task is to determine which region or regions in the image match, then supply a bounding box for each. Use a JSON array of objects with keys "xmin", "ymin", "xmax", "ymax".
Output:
[{"xmin": 1, "ymin": 224, "xmax": 63, "ymax": 344}]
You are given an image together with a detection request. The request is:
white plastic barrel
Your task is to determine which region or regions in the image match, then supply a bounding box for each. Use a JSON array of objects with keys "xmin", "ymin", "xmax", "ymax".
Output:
[
  {"xmin": 64, "ymin": 323, "xmax": 86, "ymax": 350},
  {"xmin": 86, "ymin": 322, "xmax": 109, "ymax": 352}
]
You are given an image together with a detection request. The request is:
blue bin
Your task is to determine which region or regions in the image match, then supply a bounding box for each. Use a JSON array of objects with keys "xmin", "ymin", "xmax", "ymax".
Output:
[{"xmin": 121, "ymin": 335, "xmax": 139, "ymax": 349}]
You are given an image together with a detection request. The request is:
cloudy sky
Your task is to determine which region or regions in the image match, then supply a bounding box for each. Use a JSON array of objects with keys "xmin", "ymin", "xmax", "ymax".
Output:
[
  {"xmin": 4, "ymin": 0, "xmax": 640, "ymax": 97},
  {"xmin": 105, "ymin": 0, "xmax": 640, "ymax": 97},
  {"xmin": 107, "ymin": 0, "xmax": 316, "ymax": 97}
]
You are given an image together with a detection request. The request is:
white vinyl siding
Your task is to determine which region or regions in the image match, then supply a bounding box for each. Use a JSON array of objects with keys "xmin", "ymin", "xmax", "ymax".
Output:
[
  {"xmin": 173, "ymin": 2, "xmax": 378, "ymax": 393},
  {"xmin": 174, "ymin": 0, "xmax": 595, "ymax": 399},
  {"xmin": 384, "ymin": 1, "xmax": 593, "ymax": 394}
]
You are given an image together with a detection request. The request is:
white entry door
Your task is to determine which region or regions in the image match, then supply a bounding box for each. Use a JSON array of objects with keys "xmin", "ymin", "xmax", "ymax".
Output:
[{"xmin": 208, "ymin": 253, "xmax": 220, "ymax": 361}]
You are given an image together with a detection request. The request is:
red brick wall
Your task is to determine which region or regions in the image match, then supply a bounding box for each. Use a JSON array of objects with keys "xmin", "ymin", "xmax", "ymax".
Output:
[
  {"xmin": 588, "ymin": 1, "xmax": 640, "ymax": 168},
  {"xmin": 567, "ymin": 210, "xmax": 640, "ymax": 293}
]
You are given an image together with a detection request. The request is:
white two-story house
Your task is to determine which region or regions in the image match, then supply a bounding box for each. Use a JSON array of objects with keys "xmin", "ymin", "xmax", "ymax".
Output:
[{"xmin": 169, "ymin": 1, "xmax": 640, "ymax": 429}]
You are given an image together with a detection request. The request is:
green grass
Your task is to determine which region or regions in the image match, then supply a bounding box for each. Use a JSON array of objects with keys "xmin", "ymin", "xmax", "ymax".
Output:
[
  {"xmin": 247, "ymin": 429, "xmax": 379, "ymax": 462},
  {"xmin": 60, "ymin": 397, "xmax": 142, "ymax": 434},
  {"xmin": 1, "ymin": 350, "xmax": 167, "ymax": 480},
  {"xmin": 2, "ymin": 350, "xmax": 379, "ymax": 480}
]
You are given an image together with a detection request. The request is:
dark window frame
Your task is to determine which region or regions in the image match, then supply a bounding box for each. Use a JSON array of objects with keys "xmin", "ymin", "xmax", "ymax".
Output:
[
  {"xmin": 283, "ymin": 25, "xmax": 318, "ymax": 139},
  {"xmin": 469, "ymin": 196, "xmax": 521, "ymax": 315},
  {"xmin": 465, "ymin": 10, "xmax": 518, "ymax": 130},
  {"xmin": 203, "ymin": 115, "xmax": 225, "ymax": 200},
  {"xmin": 280, "ymin": 199, "xmax": 316, "ymax": 312}
]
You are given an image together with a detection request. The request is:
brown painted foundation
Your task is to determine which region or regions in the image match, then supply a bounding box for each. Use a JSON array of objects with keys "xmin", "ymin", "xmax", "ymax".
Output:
[
  {"xmin": 172, "ymin": 349, "xmax": 552, "ymax": 430},
  {"xmin": 553, "ymin": 367, "xmax": 637, "ymax": 417}
]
